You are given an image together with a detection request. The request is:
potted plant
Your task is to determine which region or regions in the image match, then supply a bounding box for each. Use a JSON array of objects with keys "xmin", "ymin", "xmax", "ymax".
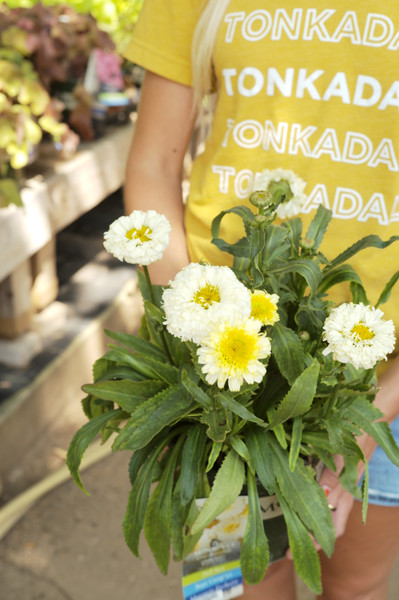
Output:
[{"xmin": 67, "ymin": 170, "xmax": 399, "ymax": 595}]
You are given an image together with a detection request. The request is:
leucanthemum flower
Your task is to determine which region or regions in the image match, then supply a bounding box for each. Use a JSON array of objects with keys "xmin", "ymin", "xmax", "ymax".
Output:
[
  {"xmin": 197, "ymin": 315, "xmax": 271, "ymax": 392},
  {"xmin": 162, "ymin": 263, "xmax": 252, "ymax": 344},
  {"xmin": 103, "ymin": 210, "xmax": 171, "ymax": 266},
  {"xmin": 253, "ymin": 168, "xmax": 307, "ymax": 219},
  {"xmin": 322, "ymin": 302, "xmax": 396, "ymax": 370},
  {"xmin": 250, "ymin": 290, "xmax": 280, "ymax": 326}
]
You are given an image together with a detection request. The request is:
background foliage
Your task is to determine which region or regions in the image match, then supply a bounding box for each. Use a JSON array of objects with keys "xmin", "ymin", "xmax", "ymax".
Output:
[{"xmin": 1, "ymin": 0, "xmax": 144, "ymax": 52}]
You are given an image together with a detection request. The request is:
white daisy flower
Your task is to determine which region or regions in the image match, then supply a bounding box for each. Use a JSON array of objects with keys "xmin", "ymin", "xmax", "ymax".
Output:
[
  {"xmin": 103, "ymin": 210, "xmax": 171, "ymax": 266},
  {"xmin": 162, "ymin": 263, "xmax": 252, "ymax": 344},
  {"xmin": 322, "ymin": 302, "xmax": 396, "ymax": 370},
  {"xmin": 253, "ymin": 168, "xmax": 307, "ymax": 219},
  {"xmin": 250, "ymin": 290, "xmax": 280, "ymax": 326},
  {"xmin": 197, "ymin": 315, "xmax": 271, "ymax": 392}
]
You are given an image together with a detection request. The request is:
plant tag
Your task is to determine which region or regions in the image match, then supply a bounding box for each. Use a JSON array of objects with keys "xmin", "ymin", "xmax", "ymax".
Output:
[{"xmin": 182, "ymin": 497, "xmax": 246, "ymax": 600}]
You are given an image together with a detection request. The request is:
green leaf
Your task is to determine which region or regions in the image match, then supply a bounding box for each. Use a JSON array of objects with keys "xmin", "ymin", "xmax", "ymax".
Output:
[
  {"xmin": 283, "ymin": 217, "xmax": 303, "ymax": 253},
  {"xmin": 289, "ymin": 417, "xmax": 303, "ymax": 472},
  {"xmin": 270, "ymin": 421, "xmax": 288, "ymax": 449},
  {"xmin": 143, "ymin": 299, "xmax": 164, "ymax": 324},
  {"xmin": 206, "ymin": 441, "xmax": 223, "ymax": 472},
  {"xmin": 144, "ymin": 436, "xmax": 184, "ymax": 573},
  {"xmin": 260, "ymin": 224, "xmax": 290, "ymax": 267},
  {"xmin": 240, "ymin": 469, "xmax": 270, "ymax": 584},
  {"xmin": 306, "ymin": 204, "xmax": 332, "ymax": 250},
  {"xmin": 180, "ymin": 424, "xmax": 208, "ymax": 505},
  {"xmin": 104, "ymin": 328, "xmax": 167, "ymax": 361},
  {"xmin": 123, "ymin": 432, "xmax": 171, "ymax": 557},
  {"xmin": 215, "ymin": 391, "xmax": 266, "ymax": 427},
  {"xmin": 97, "ymin": 365, "xmax": 147, "ymax": 382},
  {"xmin": 318, "ymin": 264, "xmax": 363, "ymax": 295},
  {"xmin": 66, "ymin": 409, "xmax": 123, "ymax": 493},
  {"xmin": 201, "ymin": 405, "xmax": 232, "ymax": 443},
  {"xmin": 295, "ymin": 297, "xmax": 327, "ymax": 337},
  {"xmin": 245, "ymin": 429, "xmax": 276, "ymax": 494},
  {"xmin": 92, "ymin": 357, "xmax": 114, "ymax": 382},
  {"xmin": 112, "ymin": 386, "xmax": 196, "ymax": 451},
  {"xmin": 276, "ymin": 492, "xmax": 322, "ymax": 594},
  {"xmin": 349, "ymin": 281, "xmax": 369, "ymax": 304},
  {"xmin": 214, "ymin": 236, "xmax": 251, "ymax": 260},
  {"xmin": 329, "ymin": 235, "xmax": 399, "ymax": 268},
  {"xmin": 361, "ymin": 461, "xmax": 369, "ymax": 524},
  {"xmin": 180, "ymin": 368, "xmax": 212, "ymax": 408},
  {"xmin": 270, "ymin": 323, "xmax": 306, "ymax": 385},
  {"xmin": 142, "ymin": 302, "xmax": 165, "ymax": 349},
  {"xmin": 342, "ymin": 398, "xmax": 399, "ymax": 466},
  {"xmin": 104, "ymin": 348, "xmax": 179, "ymax": 385},
  {"xmin": 338, "ymin": 440, "xmax": 363, "ymax": 500},
  {"xmin": 212, "ymin": 205, "xmax": 255, "ymax": 241},
  {"xmin": 228, "ymin": 435, "xmax": 255, "ymax": 474},
  {"xmin": 82, "ymin": 380, "xmax": 165, "ymax": 412},
  {"xmin": 128, "ymin": 445, "xmax": 153, "ymax": 485},
  {"xmin": 137, "ymin": 269, "xmax": 164, "ymax": 307},
  {"xmin": 376, "ymin": 270, "xmax": 399, "ymax": 307},
  {"xmin": 268, "ymin": 359, "xmax": 320, "ymax": 427},
  {"xmin": 270, "ymin": 258, "xmax": 322, "ymax": 296},
  {"xmin": 182, "ymin": 501, "xmax": 203, "ymax": 559},
  {"xmin": 171, "ymin": 477, "xmax": 197, "ymax": 560},
  {"xmin": 81, "ymin": 395, "xmax": 113, "ymax": 420},
  {"xmin": 268, "ymin": 435, "xmax": 335, "ymax": 556},
  {"xmin": 189, "ymin": 450, "xmax": 245, "ymax": 536}
]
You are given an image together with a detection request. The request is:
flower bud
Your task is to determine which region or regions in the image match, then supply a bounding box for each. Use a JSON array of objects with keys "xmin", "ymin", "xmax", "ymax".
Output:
[
  {"xmin": 300, "ymin": 237, "xmax": 315, "ymax": 250},
  {"xmin": 299, "ymin": 331, "xmax": 310, "ymax": 341},
  {"xmin": 249, "ymin": 190, "xmax": 273, "ymax": 209},
  {"xmin": 254, "ymin": 213, "xmax": 269, "ymax": 225}
]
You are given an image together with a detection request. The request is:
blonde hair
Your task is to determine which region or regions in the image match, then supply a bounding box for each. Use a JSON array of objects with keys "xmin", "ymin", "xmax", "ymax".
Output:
[{"xmin": 191, "ymin": 0, "xmax": 232, "ymax": 117}]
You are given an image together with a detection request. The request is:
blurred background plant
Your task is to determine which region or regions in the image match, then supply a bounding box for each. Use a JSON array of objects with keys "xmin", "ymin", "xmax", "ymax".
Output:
[
  {"xmin": 0, "ymin": 46, "xmax": 73, "ymax": 208},
  {"xmin": 0, "ymin": 0, "xmax": 144, "ymax": 207},
  {"xmin": 1, "ymin": 0, "xmax": 144, "ymax": 54}
]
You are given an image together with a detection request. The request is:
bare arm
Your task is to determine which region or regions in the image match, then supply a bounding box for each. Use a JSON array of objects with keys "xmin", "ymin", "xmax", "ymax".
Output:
[{"xmin": 124, "ymin": 71, "xmax": 196, "ymax": 284}]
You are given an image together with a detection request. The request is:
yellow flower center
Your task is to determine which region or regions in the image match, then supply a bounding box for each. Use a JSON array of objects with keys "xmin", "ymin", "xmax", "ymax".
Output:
[
  {"xmin": 193, "ymin": 284, "xmax": 221, "ymax": 308},
  {"xmin": 351, "ymin": 323, "xmax": 375, "ymax": 342},
  {"xmin": 218, "ymin": 327, "xmax": 257, "ymax": 371},
  {"xmin": 126, "ymin": 225, "xmax": 152, "ymax": 243},
  {"xmin": 223, "ymin": 523, "xmax": 240, "ymax": 534},
  {"xmin": 251, "ymin": 294, "xmax": 277, "ymax": 324}
]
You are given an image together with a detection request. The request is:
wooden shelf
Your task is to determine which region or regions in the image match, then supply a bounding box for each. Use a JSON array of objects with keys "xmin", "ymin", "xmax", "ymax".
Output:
[{"xmin": 0, "ymin": 121, "xmax": 134, "ymax": 338}]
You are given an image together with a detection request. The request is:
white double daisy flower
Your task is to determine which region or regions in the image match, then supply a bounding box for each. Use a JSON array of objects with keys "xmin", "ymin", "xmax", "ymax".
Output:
[
  {"xmin": 250, "ymin": 290, "xmax": 280, "ymax": 326},
  {"xmin": 197, "ymin": 314, "xmax": 272, "ymax": 392},
  {"xmin": 162, "ymin": 263, "xmax": 252, "ymax": 344},
  {"xmin": 253, "ymin": 168, "xmax": 307, "ymax": 219},
  {"xmin": 322, "ymin": 302, "xmax": 396, "ymax": 370},
  {"xmin": 103, "ymin": 209, "xmax": 171, "ymax": 266}
]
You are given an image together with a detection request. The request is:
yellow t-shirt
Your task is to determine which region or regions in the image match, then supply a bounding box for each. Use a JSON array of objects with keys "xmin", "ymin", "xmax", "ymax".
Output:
[{"xmin": 125, "ymin": 0, "xmax": 399, "ymax": 330}]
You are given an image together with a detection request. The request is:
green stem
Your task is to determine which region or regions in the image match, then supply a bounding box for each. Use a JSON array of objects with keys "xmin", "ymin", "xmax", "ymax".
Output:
[
  {"xmin": 323, "ymin": 387, "xmax": 339, "ymax": 420},
  {"xmin": 143, "ymin": 265, "xmax": 157, "ymax": 305},
  {"xmin": 142, "ymin": 265, "xmax": 174, "ymax": 364}
]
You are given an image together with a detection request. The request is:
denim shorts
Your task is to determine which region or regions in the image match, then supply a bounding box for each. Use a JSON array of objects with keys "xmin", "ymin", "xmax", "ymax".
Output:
[{"xmin": 359, "ymin": 415, "xmax": 399, "ymax": 506}]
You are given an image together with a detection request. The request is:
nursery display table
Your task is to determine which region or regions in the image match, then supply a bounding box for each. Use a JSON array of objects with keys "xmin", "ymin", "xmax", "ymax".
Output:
[{"xmin": 0, "ymin": 120, "xmax": 135, "ymax": 339}]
